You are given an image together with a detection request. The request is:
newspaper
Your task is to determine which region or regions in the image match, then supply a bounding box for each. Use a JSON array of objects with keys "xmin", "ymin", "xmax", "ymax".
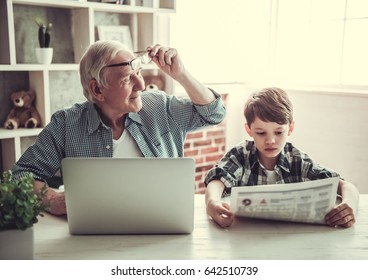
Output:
[{"xmin": 230, "ymin": 177, "xmax": 339, "ymax": 224}]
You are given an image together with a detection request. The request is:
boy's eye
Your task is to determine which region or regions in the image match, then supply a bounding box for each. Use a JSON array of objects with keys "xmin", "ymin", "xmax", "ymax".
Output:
[
  {"xmin": 276, "ymin": 131, "xmax": 283, "ymax": 135},
  {"xmin": 256, "ymin": 132, "xmax": 265, "ymax": 135}
]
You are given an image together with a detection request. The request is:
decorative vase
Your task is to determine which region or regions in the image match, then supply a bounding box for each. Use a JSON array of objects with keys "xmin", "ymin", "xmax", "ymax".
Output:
[
  {"xmin": 35, "ymin": 48, "xmax": 53, "ymax": 64},
  {"xmin": 0, "ymin": 227, "xmax": 34, "ymax": 260}
]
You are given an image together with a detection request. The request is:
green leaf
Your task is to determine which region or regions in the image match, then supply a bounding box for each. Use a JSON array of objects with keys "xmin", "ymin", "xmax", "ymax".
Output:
[
  {"xmin": 35, "ymin": 17, "xmax": 44, "ymax": 27},
  {"xmin": 1, "ymin": 170, "xmax": 47, "ymax": 230}
]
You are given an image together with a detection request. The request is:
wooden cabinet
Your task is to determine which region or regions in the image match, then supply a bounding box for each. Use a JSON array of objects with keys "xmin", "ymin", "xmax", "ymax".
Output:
[{"xmin": 0, "ymin": 0, "xmax": 175, "ymax": 173}]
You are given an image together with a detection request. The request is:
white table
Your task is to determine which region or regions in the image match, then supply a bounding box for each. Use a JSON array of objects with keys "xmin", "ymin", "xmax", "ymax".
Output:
[{"xmin": 34, "ymin": 195, "xmax": 368, "ymax": 260}]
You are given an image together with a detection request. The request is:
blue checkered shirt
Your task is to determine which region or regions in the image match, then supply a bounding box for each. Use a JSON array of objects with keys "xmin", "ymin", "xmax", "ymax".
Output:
[
  {"xmin": 12, "ymin": 89, "xmax": 225, "ymax": 181},
  {"xmin": 204, "ymin": 140, "xmax": 340, "ymax": 195}
]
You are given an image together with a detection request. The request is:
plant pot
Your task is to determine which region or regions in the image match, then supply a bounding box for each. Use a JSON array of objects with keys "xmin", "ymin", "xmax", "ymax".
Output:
[
  {"xmin": 0, "ymin": 227, "xmax": 34, "ymax": 260},
  {"xmin": 35, "ymin": 47, "xmax": 53, "ymax": 64}
]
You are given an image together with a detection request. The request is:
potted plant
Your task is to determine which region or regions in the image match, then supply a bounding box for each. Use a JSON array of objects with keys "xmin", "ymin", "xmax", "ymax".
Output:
[
  {"xmin": 34, "ymin": 17, "xmax": 53, "ymax": 64},
  {"xmin": 0, "ymin": 171, "xmax": 48, "ymax": 260}
]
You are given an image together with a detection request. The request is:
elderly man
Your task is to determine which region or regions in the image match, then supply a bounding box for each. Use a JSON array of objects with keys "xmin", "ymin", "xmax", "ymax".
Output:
[{"xmin": 12, "ymin": 41, "xmax": 226, "ymax": 215}]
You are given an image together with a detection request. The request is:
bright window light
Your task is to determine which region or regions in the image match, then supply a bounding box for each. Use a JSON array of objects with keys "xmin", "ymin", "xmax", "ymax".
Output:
[{"xmin": 171, "ymin": 0, "xmax": 368, "ymax": 87}]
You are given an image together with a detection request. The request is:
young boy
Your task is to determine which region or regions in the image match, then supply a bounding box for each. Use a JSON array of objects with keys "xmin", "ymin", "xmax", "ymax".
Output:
[{"xmin": 205, "ymin": 87, "xmax": 359, "ymax": 228}]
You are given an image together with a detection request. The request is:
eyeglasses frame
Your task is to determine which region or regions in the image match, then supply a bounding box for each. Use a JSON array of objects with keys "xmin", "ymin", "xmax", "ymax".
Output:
[{"xmin": 104, "ymin": 51, "xmax": 152, "ymax": 70}]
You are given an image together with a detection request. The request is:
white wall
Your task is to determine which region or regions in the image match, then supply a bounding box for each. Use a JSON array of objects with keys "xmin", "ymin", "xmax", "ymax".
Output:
[{"xmin": 220, "ymin": 84, "xmax": 368, "ymax": 194}]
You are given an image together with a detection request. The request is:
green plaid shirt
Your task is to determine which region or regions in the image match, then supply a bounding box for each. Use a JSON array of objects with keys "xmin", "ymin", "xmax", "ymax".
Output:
[
  {"xmin": 204, "ymin": 140, "xmax": 340, "ymax": 195},
  {"xmin": 12, "ymin": 89, "xmax": 225, "ymax": 181}
]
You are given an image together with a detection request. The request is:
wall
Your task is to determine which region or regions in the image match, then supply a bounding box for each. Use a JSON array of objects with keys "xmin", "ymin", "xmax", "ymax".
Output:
[
  {"xmin": 225, "ymin": 85, "xmax": 368, "ymax": 194},
  {"xmin": 184, "ymin": 94, "xmax": 227, "ymax": 193}
]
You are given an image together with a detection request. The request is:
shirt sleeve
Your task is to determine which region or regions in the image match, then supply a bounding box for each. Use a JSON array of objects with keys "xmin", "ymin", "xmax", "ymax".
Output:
[
  {"xmin": 204, "ymin": 142, "xmax": 247, "ymax": 195},
  {"xmin": 166, "ymin": 88, "xmax": 226, "ymax": 132},
  {"xmin": 305, "ymin": 162, "xmax": 341, "ymax": 180},
  {"xmin": 294, "ymin": 147, "xmax": 341, "ymax": 180},
  {"xmin": 11, "ymin": 111, "xmax": 67, "ymax": 181}
]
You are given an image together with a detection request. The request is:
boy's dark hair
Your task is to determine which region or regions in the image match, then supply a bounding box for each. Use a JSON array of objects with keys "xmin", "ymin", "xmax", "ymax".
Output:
[{"xmin": 244, "ymin": 87, "xmax": 293, "ymax": 126}]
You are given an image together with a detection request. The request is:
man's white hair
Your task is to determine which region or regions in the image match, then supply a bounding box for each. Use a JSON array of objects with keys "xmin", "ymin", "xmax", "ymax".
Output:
[{"xmin": 79, "ymin": 40, "xmax": 132, "ymax": 102}]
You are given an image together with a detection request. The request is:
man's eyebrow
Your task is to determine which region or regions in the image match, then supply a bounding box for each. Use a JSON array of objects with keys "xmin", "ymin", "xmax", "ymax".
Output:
[{"xmin": 114, "ymin": 68, "xmax": 133, "ymax": 76}]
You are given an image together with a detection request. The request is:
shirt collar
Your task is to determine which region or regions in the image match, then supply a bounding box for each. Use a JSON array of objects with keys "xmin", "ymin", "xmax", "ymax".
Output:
[
  {"xmin": 277, "ymin": 148, "xmax": 291, "ymax": 173},
  {"xmin": 248, "ymin": 142, "xmax": 259, "ymax": 169},
  {"xmin": 126, "ymin": 112, "xmax": 142, "ymax": 125},
  {"xmin": 86, "ymin": 102, "xmax": 103, "ymax": 133},
  {"xmin": 86, "ymin": 103, "xmax": 144, "ymax": 134}
]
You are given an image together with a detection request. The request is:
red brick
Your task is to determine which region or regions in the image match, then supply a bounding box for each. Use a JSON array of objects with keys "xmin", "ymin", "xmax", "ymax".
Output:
[
  {"xmin": 184, "ymin": 142, "xmax": 191, "ymax": 149},
  {"xmin": 195, "ymin": 174, "xmax": 203, "ymax": 181},
  {"xmin": 193, "ymin": 139, "xmax": 212, "ymax": 147},
  {"xmin": 186, "ymin": 131, "xmax": 203, "ymax": 139},
  {"xmin": 184, "ymin": 149, "xmax": 198, "ymax": 157},
  {"xmin": 195, "ymin": 164, "xmax": 214, "ymax": 173},
  {"xmin": 214, "ymin": 138, "xmax": 225, "ymax": 144},
  {"xmin": 200, "ymin": 146, "xmax": 219, "ymax": 154},
  {"xmin": 198, "ymin": 182, "xmax": 206, "ymax": 190},
  {"xmin": 206, "ymin": 130, "xmax": 225, "ymax": 137},
  {"xmin": 184, "ymin": 93, "xmax": 228, "ymax": 192},
  {"xmin": 205, "ymin": 154, "xmax": 223, "ymax": 162}
]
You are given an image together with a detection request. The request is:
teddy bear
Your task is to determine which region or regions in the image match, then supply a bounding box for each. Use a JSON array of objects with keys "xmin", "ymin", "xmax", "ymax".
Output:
[
  {"xmin": 4, "ymin": 90, "xmax": 42, "ymax": 129},
  {"xmin": 142, "ymin": 73, "xmax": 165, "ymax": 91}
]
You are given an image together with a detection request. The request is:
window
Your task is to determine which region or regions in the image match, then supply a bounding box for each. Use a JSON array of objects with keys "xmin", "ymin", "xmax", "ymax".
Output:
[
  {"xmin": 276, "ymin": 0, "xmax": 368, "ymax": 87},
  {"xmin": 171, "ymin": 0, "xmax": 271, "ymax": 84},
  {"xmin": 341, "ymin": 0, "xmax": 368, "ymax": 85},
  {"xmin": 171, "ymin": 0, "xmax": 368, "ymax": 88}
]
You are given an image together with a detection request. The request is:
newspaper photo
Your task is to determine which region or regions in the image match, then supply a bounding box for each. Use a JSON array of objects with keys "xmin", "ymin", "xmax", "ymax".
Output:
[{"xmin": 230, "ymin": 177, "xmax": 339, "ymax": 224}]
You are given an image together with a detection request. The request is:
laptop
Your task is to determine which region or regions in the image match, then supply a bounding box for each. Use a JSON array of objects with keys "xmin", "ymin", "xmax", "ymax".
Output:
[{"xmin": 61, "ymin": 157, "xmax": 195, "ymax": 235}]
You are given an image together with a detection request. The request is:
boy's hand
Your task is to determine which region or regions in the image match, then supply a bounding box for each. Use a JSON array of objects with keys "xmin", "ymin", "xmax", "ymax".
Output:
[
  {"xmin": 207, "ymin": 200, "xmax": 234, "ymax": 228},
  {"xmin": 325, "ymin": 202, "xmax": 355, "ymax": 228}
]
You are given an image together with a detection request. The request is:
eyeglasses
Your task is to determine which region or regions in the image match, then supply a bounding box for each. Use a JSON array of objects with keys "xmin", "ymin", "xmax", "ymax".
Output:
[{"xmin": 104, "ymin": 51, "xmax": 152, "ymax": 70}]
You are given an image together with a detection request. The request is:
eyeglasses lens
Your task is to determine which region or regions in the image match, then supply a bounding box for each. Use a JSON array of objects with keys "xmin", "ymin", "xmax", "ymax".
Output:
[
  {"xmin": 140, "ymin": 52, "xmax": 152, "ymax": 64},
  {"xmin": 134, "ymin": 51, "xmax": 152, "ymax": 64},
  {"xmin": 130, "ymin": 58, "xmax": 142, "ymax": 70}
]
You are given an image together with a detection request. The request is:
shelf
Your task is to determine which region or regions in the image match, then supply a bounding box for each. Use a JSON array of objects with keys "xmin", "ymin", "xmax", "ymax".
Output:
[
  {"xmin": 12, "ymin": 0, "xmax": 175, "ymax": 13},
  {"xmin": 0, "ymin": 128, "xmax": 43, "ymax": 140},
  {"xmin": 89, "ymin": 2, "xmax": 154, "ymax": 13},
  {"xmin": 0, "ymin": 0, "xmax": 175, "ymax": 173},
  {"xmin": 0, "ymin": 64, "xmax": 79, "ymax": 71},
  {"xmin": 12, "ymin": 0, "xmax": 86, "ymax": 8}
]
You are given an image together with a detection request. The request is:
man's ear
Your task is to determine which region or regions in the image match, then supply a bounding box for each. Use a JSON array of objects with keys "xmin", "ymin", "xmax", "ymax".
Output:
[
  {"xmin": 89, "ymin": 79, "xmax": 104, "ymax": 101},
  {"xmin": 288, "ymin": 121, "xmax": 295, "ymax": 136},
  {"xmin": 245, "ymin": 123, "xmax": 253, "ymax": 137}
]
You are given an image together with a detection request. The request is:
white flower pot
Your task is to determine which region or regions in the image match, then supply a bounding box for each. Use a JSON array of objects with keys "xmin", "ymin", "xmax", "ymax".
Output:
[
  {"xmin": 0, "ymin": 227, "xmax": 34, "ymax": 260},
  {"xmin": 35, "ymin": 47, "xmax": 53, "ymax": 64}
]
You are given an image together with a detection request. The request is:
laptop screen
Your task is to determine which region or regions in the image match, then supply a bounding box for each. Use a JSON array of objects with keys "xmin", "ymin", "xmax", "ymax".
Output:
[{"xmin": 62, "ymin": 157, "xmax": 195, "ymax": 234}]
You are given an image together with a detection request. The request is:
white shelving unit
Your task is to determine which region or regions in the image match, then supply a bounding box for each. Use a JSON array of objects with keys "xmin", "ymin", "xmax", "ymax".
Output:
[{"xmin": 0, "ymin": 0, "xmax": 175, "ymax": 172}]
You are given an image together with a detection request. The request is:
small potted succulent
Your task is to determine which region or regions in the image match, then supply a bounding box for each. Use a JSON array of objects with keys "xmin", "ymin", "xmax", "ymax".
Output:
[
  {"xmin": 0, "ymin": 171, "xmax": 48, "ymax": 260},
  {"xmin": 34, "ymin": 17, "xmax": 53, "ymax": 64}
]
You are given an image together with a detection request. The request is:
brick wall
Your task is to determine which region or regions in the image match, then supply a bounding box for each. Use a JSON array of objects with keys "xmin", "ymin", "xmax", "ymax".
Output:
[{"xmin": 184, "ymin": 94, "xmax": 227, "ymax": 194}]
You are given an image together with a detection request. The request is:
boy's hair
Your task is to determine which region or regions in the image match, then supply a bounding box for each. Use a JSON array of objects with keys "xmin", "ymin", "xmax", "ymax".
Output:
[{"xmin": 244, "ymin": 87, "xmax": 293, "ymax": 126}]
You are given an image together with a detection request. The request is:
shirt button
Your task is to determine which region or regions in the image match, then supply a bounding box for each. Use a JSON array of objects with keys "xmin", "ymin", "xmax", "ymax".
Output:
[{"xmin": 106, "ymin": 145, "xmax": 111, "ymax": 150}]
